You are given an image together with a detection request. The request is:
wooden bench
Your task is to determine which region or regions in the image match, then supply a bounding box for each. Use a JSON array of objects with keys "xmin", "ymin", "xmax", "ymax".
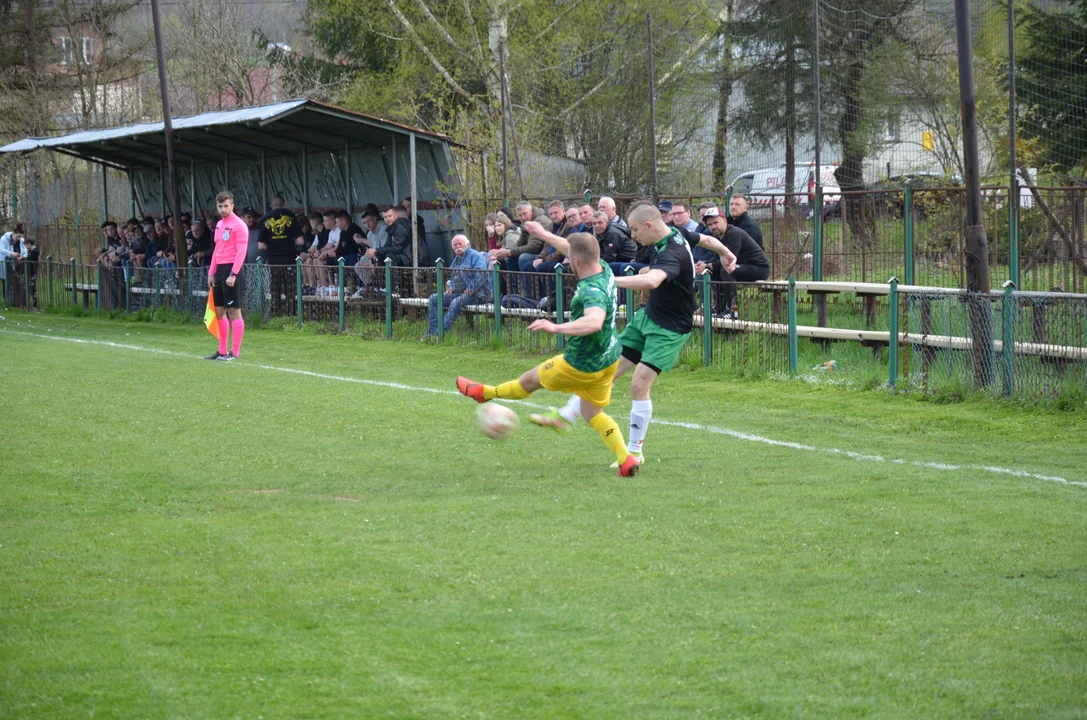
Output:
[{"xmin": 63, "ymin": 282, "xmax": 98, "ymax": 307}]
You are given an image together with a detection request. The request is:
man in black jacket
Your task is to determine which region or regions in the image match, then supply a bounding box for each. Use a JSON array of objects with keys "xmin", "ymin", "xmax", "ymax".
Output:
[
  {"xmin": 700, "ymin": 206, "xmax": 770, "ymax": 315},
  {"xmin": 728, "ymin": 194, "xmax": 764, "ymax": 249},
  {"xmin": 366, "ymin": 206, "xmax": 413, "ymax": 267},
  {"xmin": 594, "ymin": 211, "xmax": 636, "ymax": 266}
]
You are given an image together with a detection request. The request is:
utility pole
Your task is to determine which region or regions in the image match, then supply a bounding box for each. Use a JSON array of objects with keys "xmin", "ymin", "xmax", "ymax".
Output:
[
  {"xmin": 954, "ymin": 0, "xmax": 994, "ymax": 386},
  {"xmin": 499, "ymin": 40, "xmax": 508, "ymax": 207},
  {"xmin": 150, "ymin": 0, "xmax": 187, "ymax": 266}
]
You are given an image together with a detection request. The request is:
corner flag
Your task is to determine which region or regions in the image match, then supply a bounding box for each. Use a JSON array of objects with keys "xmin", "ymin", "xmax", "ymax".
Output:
[{"xmin": 204, "ymin": 294, "xmax": 219, "ymax": 338}]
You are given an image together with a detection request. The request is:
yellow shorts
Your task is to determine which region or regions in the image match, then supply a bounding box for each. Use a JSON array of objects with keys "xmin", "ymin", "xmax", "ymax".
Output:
[{"xmin": 536, "ymin": 354, "xmax": 620, "ymax": 408}]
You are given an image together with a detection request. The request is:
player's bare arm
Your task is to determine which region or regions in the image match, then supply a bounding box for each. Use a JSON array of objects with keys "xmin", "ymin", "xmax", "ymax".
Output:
[
  {"xmin": 522, "ymin": 220, "xmax": 571, "ymax": 257},
  {"xmin": 615, "ymin": 269, "xmax": 669, "ymax": 291},
  {"xmin": 697, "ymin": 234, "xmax": 738, "ymax": 273},
  {"xmin": 528, "ymin": 306, "xmax": 605, "ymax": 337}
]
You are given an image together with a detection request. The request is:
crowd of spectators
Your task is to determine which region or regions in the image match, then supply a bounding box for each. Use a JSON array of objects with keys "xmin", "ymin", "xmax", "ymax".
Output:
[{"xmin": 4, "ymin": 191, "xmax": 767, "ymax": 325}]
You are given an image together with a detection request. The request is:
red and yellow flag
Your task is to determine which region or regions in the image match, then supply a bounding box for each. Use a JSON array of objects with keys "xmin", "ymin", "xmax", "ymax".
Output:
[{"xmin": 204, "ymin": 294, "xmax": 219, "ymax": 338}]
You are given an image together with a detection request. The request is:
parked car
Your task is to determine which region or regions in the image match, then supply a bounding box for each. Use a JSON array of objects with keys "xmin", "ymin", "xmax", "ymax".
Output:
[{"xmin": 728, "ymin": 163, "xmax": 841, "ymax": 220}]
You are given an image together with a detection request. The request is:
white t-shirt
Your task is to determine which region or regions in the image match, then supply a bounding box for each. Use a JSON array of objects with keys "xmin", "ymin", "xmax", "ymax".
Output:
[{"xmin": 326, "ymin": 227, "xmax": 341, "ymax": 248}]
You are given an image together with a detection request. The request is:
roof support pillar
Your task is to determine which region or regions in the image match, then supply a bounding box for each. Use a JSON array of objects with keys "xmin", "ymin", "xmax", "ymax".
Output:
[
  {"xmin": 302, "ymin": 146, "xmax": 309, "ymax": 214},
  {"xmin": 129, "ymin": 166, "xmax": 136, "ymax": 217},
  {"xmin": 260, "ymin": 149, "xmax": 268, "ymax": 210},
  {"xmin": 391, "ymin": 135, "xmax": 398, "ymax": 203},
  {"xmin": 344, "ymin": 142, "xmax": 352, "ymax": 214},
  {"xmin": 410, "ymin": 131, "xmax": 418, "ymax": 271}
]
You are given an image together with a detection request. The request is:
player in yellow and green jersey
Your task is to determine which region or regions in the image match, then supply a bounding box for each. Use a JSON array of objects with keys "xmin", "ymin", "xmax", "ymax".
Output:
[{"xmin": 456, "ymin": 221, "xmax": 640, "ymax": 477}]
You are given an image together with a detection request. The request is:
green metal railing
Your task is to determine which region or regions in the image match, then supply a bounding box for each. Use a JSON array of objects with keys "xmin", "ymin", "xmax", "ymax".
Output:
[{"xmin": 12, "ymin": 260, "xmax": 1086, "ymax": 403}]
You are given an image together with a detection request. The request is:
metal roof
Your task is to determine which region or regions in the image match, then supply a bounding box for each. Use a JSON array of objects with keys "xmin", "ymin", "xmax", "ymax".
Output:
[{"xmin": 0, "ymin": 98, "xmax": 462, "ymax": 171}]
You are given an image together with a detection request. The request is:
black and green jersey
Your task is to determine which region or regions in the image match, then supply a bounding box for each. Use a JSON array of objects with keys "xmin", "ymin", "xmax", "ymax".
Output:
[
  {"xmin": 645, "ymin": 228, "xmax": 697, "ymax": 334},
  {"xmin": 564, "ymin": 261, "xmax": 622, "ymax": 373}
]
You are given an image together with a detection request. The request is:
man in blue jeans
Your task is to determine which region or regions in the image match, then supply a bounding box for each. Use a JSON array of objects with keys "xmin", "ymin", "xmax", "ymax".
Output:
[{"xmin": 428, "ymin": 234, "xmax": 490, "ymax": 337}]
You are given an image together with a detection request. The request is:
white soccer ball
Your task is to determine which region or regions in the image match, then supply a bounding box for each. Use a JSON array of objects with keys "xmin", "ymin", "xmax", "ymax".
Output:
[{"xmin": 476, "ymin": 403, "xmax": 519, "ymax": 440}]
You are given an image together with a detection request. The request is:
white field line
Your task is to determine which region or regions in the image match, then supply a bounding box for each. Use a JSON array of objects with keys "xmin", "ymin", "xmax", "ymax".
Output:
[{"xmin": 3, "ymin": 327, "xmax": 1084, "ymax": 489}]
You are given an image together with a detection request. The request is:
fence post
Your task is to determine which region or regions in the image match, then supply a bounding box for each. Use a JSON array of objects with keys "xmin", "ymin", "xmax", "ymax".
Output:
[
  {"xmin": 813, "ymin": 193, "xmax": 823, "ymax": 282},
  {"xmin": 436, "ymin": 257, "xmax": 445, "ymax": 342},
  {"xmin": 904, "ymin": 181, "xmax": 915, "ymax": 285},
  {"xmin": 625, "ymin": 266, "xmax": 635, "ymax": 319},
  {"xmin": 337, "ymin": 258, "xmax": 345, "ymax": 333},
  {"xmin": 888, "ymin": 277, "xmax": 899, "ymax": 387},
  {"xmin": 787, "ymin": 276, "xmax": 798, "ymax": 376},
  {"xmin": 554, "ymin": 265, "xmax": 565, "ymax": 351},
  {"xmin": 24, "ymin": 256, "xmax": 30, "ymax": 308},
  {"xmin": 384, "ymin": 257, "xmax": 393, "ymax": 340},
  {"xmin": 1002, "ymin": 280, "xmax": 1015, "ymax": 397},
  {"xmin": 70, "ymin": 258, "xmax": 77, "ymax": 306},
  {"xmin": 701, "ymin": 271, "xmax": 712, "ymax": 367},
  {"xmin": 492, "ymin": 261, "xmax": 502, "ymax": 340},
  {"xmin": 45, "ymin": 256, "xmax": 52, "ymax": 308},
  {"xmin": 124, "ymin": 263, "xmax": 131, "ymax": 313},
  {"xmin": 255, "ymin": 258, "xmax": 265, "ymax": 321},
  {"xmin": 296, "ymin": 258, "xmax": 303, "ymax": 329}
]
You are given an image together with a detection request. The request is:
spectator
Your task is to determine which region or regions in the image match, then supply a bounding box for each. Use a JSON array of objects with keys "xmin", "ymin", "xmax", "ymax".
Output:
[
  {"xmin": 427, "ymin": 234, "xmax": 490, "ymax": 337},
  {"xmin": 352, "ymin": 209, "xmax": 388, "ymax": 294},
  {"xmin": 21, "ymin": 238, "xmax": 39, "ymax": 304},
  {"xmin": 657, "ymin": 200, "xmax": 674, "ymax": 226},
  {"xmin": 152, "ymin": 231, "xmax": 177, "ymax": 271},
  {"xmin": 595, "ymin": 211, "xmax": 637, "ymax": 271},
  {"xmin": 728, "ymin": 193, "xmax": 764, "ymax": 249},
  {"xmin": 578, "ymin": 203, "xmax": 594, "ymax": 229},
  {"xmin": 366, "ymin": 205, "xmax": 413, "ymax": 268},
  {"xmin": 484, "ymin": 213, "xmax": 501, "ymax": 251},
  {"xmin": 98, "ymin": 221, "xmax": 121, "ymax": 266},
  {"xmin": 671, "ymin": 201, "xmax": 699, "ymax": 233},
  {"xmin": 598, "ymin": 196, "xmax": 629, "ymax": 230},
  {"xmin": 395, "ymin": 205, "xmax": 431, "ymax": 265},
  {"xmin": 546, "ymin": 200, "xmax": 569, "ymax": 236},
  {"xmin": 564, "ymin": 205, "xmax": 585, "ymax": 235},
  {"xmin": 332, "ymin": 210, "xmax": 366, "ymax": 291},
  {"xmin": 128, "ymin": 225, "xmax": 151, "ymax": 283},
  {"xmin": 258, "ymin": 194, "xmax": 305, "ymax": 314},
  {"xmin": 304, "ymin": 210, "xmax": 340, "ymax": 292},
  {"xmin": 401, "ymin": 196, "xmax": 426, "ymax": 244},
  {"xmin": 514, "ymin": 200, "xmax": 535, "ymax": 226},
  {"xmin": 186, "ymin": 220, "xmax": 213, "ymax": 267},
  {"xmin": 700, "ymin": 206, "xmax": 770, "ymax": 314},
  {"xmin": 0, "ymin": 223, "xmax": 26, "ymax": 300},
  {"xmin": 243, "ymin": 208, "xmax": 263, "ymax": 264},
  {"xmin": 492, "ymin": 208, "xmax": 546, "ymax": 300}
]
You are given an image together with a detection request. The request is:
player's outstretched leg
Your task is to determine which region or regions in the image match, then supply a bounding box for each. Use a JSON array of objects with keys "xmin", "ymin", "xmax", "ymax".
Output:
[
  {"xmin": 457, "ymin": 367, "xmax": 541, "ymax": 404},
  {"xmin": 527, "ymin": 408, "xmax": 572, "ymax": 434}
]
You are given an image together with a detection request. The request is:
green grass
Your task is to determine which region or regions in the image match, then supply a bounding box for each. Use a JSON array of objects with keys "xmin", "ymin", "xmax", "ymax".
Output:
[{"xmin": 1, "ymin": 312, "xmax": 1086, "ymax": 719}]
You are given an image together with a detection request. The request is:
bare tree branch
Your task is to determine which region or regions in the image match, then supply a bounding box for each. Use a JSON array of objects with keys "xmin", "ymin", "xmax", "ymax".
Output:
[{"xmin": 385, "ymin": 0, "xmax": 477, "ymax": 104}]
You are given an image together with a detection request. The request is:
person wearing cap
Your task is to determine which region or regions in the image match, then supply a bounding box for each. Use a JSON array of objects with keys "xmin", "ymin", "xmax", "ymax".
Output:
[
  {"xmin": 700, "ymin": 206, "xmax": 770, "ymax": 315},
  {"xmin": 657, "ymin": 201, "xmax": 674, "ymax": 225},
  {"xmin": 699, "ymin": 206, "xmax": 768, "ymax": 283}
]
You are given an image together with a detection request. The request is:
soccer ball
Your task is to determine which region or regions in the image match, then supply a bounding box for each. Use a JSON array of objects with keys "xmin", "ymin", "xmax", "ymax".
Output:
[{"xmin": 476, "ymin": 403, "xmax": 519, "ymax": 440}]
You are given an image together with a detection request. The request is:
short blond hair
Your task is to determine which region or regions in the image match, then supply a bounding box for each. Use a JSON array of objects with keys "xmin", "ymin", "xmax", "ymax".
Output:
[{"xmin": 566, "ymin": 232, "xmax": 600, "ymax": 264}]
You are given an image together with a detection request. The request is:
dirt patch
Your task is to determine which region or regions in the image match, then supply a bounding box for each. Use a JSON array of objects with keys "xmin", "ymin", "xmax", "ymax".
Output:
[{"xmin": 333, "ymin": 495, "xmax": 360, "ymax": 503}]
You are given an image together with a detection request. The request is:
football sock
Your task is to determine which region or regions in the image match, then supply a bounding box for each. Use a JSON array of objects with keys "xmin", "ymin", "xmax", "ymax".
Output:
[
  {"xmin": 557, "ymin": 394, "xmax": 582, "ymax": 424},
  {"xmin": 217, "ymin": 318, "xmax": 229, "ymax": 355},
  {"xmin": 230, "ymin": 317, "xmax": 245, "ymax": 357},
  {"xmin": 484, "ymin": 379, "xmax": 531, "ymax": 401},
  {"xmin": 590, "ymin": 412, "xmax": 629, "ymax": 464},
  {"xmin": 627, "ymin": 399, "xmax": 652, "ymax": 454}
]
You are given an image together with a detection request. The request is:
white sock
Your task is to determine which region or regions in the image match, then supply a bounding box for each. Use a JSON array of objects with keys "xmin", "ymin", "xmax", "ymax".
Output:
[
  {"xmin": 557, "ymin": 394, "xmax": 582, "ymax": 424},
  {"xmin": 628, "ymin": 399, "xmax": 652, "ymax": 453}
]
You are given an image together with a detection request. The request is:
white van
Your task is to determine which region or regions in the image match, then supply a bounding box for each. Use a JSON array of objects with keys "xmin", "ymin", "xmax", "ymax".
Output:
[{"xmin": 729, "ymin": 163, "xmax": 842, "ymax": 219}]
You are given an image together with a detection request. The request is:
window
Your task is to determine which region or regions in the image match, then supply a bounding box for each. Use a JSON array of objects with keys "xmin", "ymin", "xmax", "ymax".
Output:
[
  {"xmin": 58, "ymin": 36, "xmax": 73, "ymax": 65},
  {"xmin": 80, "ymin": 37, "xmax": 94, "ymax": 65},
  {"xmin": 885, "ymin": 112, "xmax": 902, "ymax": 143}
]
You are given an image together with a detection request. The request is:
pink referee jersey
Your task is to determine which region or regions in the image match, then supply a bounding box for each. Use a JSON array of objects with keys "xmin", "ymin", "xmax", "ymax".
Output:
[{"xmin": 208, "ymin": 212, "xmax": 249, "ymax": 278}]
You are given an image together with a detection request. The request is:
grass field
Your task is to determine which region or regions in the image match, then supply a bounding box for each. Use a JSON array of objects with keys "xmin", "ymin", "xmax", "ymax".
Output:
[{"xmin": 1, "ymin": 311, "xmax": 1085, "ymax": 719}]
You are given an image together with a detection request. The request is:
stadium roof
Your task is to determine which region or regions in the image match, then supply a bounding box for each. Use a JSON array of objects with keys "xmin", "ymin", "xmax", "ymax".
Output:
[{"xmin": 0, "ymin": 98, "xmax": 462, "ymax": 171}]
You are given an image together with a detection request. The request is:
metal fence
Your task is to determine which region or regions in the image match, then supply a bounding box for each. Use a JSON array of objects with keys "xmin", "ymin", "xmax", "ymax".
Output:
[{"xmin": 8, "ymin": 259, "xmax": 1085, "ymax": 404}]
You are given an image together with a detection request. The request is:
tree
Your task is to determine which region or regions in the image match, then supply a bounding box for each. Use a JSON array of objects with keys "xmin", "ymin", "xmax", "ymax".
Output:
[{"xmin": 1017, "ymin": 0, "xmax": 1087, "ymax": 181}]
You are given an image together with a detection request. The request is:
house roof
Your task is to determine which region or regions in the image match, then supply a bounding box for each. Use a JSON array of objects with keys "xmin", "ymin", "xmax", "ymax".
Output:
[{"xmin": 0, "ymin": 98, "xmax": 462, "ymax": 171}]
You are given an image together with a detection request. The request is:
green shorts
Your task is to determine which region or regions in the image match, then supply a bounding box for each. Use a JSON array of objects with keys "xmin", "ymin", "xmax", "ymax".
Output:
[{"xmin": 619, "ymin": 310, "xmax": 690, "ymax": 373}]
